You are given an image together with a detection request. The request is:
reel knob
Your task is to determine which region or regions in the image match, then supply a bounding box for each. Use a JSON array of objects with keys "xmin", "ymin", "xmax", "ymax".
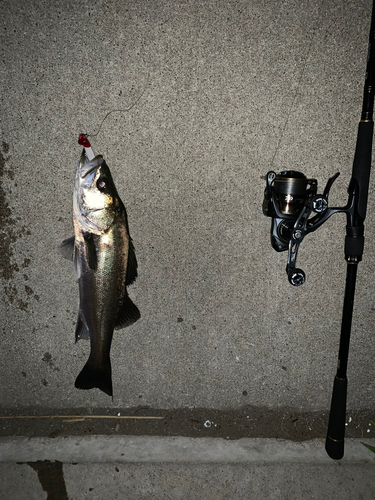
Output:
[
  {"xmin": 311, "ymin": 195, "xmax": 328, "ymax": 213},
  {"xmin": 288, "ymin": 268, "xmax": 306, "ymax": 286}
]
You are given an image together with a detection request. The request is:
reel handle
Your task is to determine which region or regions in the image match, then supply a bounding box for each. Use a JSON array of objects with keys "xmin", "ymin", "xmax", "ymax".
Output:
[{"xmin": 287, "ymin": 268, "xmax": 306, "ymax": 286}]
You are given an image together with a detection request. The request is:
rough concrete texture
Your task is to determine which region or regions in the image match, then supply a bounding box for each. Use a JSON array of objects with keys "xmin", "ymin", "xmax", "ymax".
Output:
[
  {"xmin": 2, "ymin": 461, "xmax": 375, "ymax": 500},
  {"xmin": 1, "ymin": 437, "xmax": 375, "ymax": 499},
  {"xmin": 1, "ymin": 0, "xmax": 375, "ymax": 416},
  {"xmin": 2, "ymin": 435, "xmax": 375, "ymax": 463}
]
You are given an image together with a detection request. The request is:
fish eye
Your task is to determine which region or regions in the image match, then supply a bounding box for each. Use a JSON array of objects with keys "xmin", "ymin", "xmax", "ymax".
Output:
[{"xmin": 97, "ymin": 178, "xmax": 107, "ymax": 191}]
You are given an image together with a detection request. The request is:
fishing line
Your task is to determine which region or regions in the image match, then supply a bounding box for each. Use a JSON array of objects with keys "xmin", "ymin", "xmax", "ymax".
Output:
[
  {"xmin": 268, "ymin": 4, "xmax": 324, "ymax": 171},
  {"xmin": 83, "ymin": 89, "xmax": 146, "ymax": 140}
]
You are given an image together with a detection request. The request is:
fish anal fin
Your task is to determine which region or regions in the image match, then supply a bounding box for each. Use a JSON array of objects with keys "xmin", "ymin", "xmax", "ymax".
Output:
[
  {"xmin": 75, "ymin": 312, "xmax": 90, "ymax": 342},
  {"xmin": 115, "ymin": 292, "xmax": 140, "ymax": 330}
]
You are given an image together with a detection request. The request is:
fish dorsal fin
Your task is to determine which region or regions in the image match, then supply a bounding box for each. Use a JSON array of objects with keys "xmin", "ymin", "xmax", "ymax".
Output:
[
  {"xmin": 125, "ymin": 238, "xmax": 138, "ymax": 286},
  {"xmin": 58, "ymin": 236, "xmax": 75, "ymax": 261},
  {"xmin": 114, "ymin": 291, "xmax": 140, "ymax": 330}
]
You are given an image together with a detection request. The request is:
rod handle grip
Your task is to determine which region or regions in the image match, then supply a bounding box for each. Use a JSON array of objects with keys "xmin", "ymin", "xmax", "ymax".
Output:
[{"xmin": 325, "ymin": 376, "xmax": 347, "ymax": 460}]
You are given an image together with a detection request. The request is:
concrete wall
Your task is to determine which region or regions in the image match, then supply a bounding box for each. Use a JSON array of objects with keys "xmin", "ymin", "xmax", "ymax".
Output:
[{"xmin": 1, "ymin": 0, "xmax": 374, "ymax": 411}]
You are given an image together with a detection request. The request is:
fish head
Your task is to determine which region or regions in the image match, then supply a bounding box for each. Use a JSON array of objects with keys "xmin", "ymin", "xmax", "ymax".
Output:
[{"xmin": 73, "ymin": 150, "xmax": 122, "ymax": 234}]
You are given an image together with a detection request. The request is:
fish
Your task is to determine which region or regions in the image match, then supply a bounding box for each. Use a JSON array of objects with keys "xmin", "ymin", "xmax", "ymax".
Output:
[{"xmin": 59, "ymin": 150, "xmax": 140, "ymax": 397}]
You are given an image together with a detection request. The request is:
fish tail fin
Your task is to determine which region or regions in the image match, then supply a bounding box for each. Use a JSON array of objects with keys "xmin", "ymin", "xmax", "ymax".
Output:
[{"xmin": 75, "ymin": 358, "xmax": 113, "ymax": 397}]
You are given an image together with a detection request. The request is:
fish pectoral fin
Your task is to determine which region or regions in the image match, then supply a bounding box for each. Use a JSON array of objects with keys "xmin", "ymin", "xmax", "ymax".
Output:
[
  {"xmin": 114, "ymin": 291, "xmax": 140, "ymax": 330},
  {"xmin": 83, "ymin": 233, "xmax": 97, "ymax": 271},
  {"xmin": 72, "ymin": 233, "xmax": 96, "ymax": 278},
  {"xmin": 58, "ymin": 236, "xmax": 75, "ymax": 261},
  {"xmin": 75, "ymin": 312, "xmax": 90, "ymax": 341},
  {"xmin": 125, "ymin": 238, "xmax": 138, "ymax": 286}
]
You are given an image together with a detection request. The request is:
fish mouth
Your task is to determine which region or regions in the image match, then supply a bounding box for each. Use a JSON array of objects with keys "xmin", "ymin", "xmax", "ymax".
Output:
[
  {"xmin": 80, "ymin": 155, "xmax": 104, "ymax": 179},
  {"xmin": 81, "ymin": 207, "xmax": 104, "ymax": 216}
]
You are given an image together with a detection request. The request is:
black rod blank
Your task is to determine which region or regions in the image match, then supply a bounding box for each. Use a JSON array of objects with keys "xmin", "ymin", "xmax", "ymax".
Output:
[{"xmin": 325, "ymin": 1, "xmax": 375, "ymax": 460}]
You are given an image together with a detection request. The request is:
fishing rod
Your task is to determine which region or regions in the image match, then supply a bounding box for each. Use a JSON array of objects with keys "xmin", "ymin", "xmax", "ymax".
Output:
[{"xmin": 262, "ymin": 2, "xmax": 375, "ymax": 460}]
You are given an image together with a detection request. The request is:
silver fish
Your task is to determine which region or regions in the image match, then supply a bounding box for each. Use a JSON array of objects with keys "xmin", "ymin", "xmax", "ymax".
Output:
[{"xmin": 59, "ymin": 151, "xmax": 140, "ymax": 396}]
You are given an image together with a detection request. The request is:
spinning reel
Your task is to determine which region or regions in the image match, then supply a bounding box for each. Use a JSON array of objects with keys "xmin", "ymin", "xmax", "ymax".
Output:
[{"xmin": 262, "ymin": 170, "xmax": 355, "ymax": 286}]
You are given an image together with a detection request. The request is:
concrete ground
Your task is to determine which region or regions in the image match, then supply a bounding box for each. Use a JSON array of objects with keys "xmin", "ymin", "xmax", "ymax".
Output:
[
  {"xmin": 2, "ymin": 0, "xmax": 375, "ymax": 497},
  {"xmin": 1, "ymin": 0, "xmax": 375, "ymax": 413},
  {"xmin": 1, "ymin": 436, "xmax": 375, "ymax": 499}
]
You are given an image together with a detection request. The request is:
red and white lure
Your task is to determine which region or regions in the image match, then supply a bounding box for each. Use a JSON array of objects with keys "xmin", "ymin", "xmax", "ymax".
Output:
[{"xmin": 78, "ymin": 133, "xmax": 95, "ymax": 160}]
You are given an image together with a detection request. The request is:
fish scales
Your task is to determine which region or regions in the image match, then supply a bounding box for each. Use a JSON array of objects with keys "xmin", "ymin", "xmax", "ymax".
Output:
[{"xmin": 59, "ymin": 151, "xmax": 140, "ymax": 397}]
